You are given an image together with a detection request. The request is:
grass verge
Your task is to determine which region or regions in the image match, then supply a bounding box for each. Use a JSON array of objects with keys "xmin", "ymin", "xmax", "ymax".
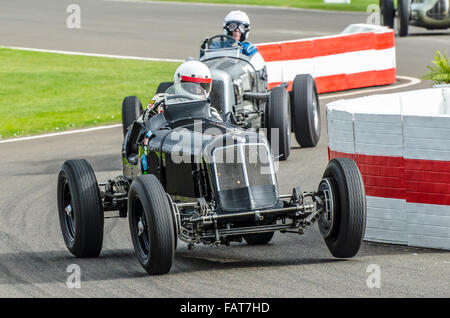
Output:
[
  {"xmin": 0, "ymin": 48, "xmax": 179, "ymax": 139},
  {"xmin": 145, "ymin": 0, "xmax": 378, "ymax": 12}
]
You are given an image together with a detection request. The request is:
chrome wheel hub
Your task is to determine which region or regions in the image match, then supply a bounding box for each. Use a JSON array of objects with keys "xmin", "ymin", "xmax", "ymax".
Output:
[
  {"xmin": 65, "ymin": 204, "xmax": 72, "ymax": 216},
  {"xmin": 137, "ymin": 218, "xmax": 145, "ymax": 236}
]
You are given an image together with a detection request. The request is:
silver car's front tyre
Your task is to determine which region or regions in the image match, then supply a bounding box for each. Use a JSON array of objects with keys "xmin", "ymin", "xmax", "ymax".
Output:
[{"xmin": 319, "ymin": 158, "xmax": 367, "ymax": 258}]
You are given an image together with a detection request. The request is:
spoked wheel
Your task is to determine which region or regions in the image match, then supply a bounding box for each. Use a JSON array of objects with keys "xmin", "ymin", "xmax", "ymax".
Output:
[
  {"xmin": 61, "ymin": 180, "xmax": 76, "ymax": 241},
  {"xmin": 291, "ymin": 74, "xmax": 321, "ymax": 148},
  {"xmin": 318, "ymin": 158, "xmax": 367, "ymax": 258},
  {"xmin": 128, "ymin": 174, "xmax": 175, "ymax": 275},
  {"xmin": 130, "ymin": 198, "xmax": 151, "ymax": 260},
  {"xmin": 266, "ymin": 86, "xmax": 291, "ymax": 160},
  {"xmin": 57, "ymin": 159, "xmax": 104, "ymax": 258},
  {"xmin": 122, "ymin": 96, "xmax": 143, "ymax": 136}
]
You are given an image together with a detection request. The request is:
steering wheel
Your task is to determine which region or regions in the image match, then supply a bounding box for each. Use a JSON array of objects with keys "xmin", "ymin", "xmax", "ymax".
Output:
[{"xmin": 206, "ymin": 35, "xmax": 240, "ymax": 50}]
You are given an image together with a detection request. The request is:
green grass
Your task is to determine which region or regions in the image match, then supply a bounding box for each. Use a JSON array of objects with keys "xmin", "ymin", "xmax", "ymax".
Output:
[
  {"xmin": 147, "ymin": 0, "xmax": 378, "ymax": 12},
  {"xmin": 0, "ymin": 48, "xmax": 179, "ymax": 139}
]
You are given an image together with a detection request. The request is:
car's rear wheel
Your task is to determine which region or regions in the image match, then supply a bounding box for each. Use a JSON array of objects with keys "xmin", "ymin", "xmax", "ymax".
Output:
[
  {"xmin": 128, "ymin": 174, "xmax": 175, "ymax": 275},
  {"xmin": 57, "ymin": 159, "xmax": 104, "ymax": 258},
  {"xmin": 319, "ymin": 158, "xmax": 366, "ymax": 258},
  {"xmin": 122, "ymin": 96, "xmax": 142, "ymax": 136},
  {"xmin": 267, "ymin": 86, "xmax": 291, "ymax": 160},
  {"xmin": 397, "ymin": 0, "xmax": 409, "ymax": 37},
  {"xmin": 244, "ymin": 232, "xmax": 274, "ymax": 245},
  {"xmin": 380, "ymin": 0, "xmax": 395, "ymax": 29},
  {"xmin": 156, "ymin": 82, "xmax": 174, "ymax": 95},
  {"xmin": 291, "ymin": 74, "xmax": 321, "ymax": 148}
]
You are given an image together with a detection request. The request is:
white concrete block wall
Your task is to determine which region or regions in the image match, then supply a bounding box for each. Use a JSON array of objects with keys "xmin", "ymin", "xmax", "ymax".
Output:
[
  {"xmin": 403, "ymin": 115, "xmax": 450, "ymax": 161},
  {"xmin": 354, "ymin": 113, "xmax": 403, "ymax": 157},
  {"xmin": 407, "ymin": 202, "xmax": 450, "ymax": 249},
  {"xmin": 327, "ymin": 108, "xmax": 355, "ymax": 154},
  {"xmin": 365, "ymin": 196, "xmax": 408, "ymax": 244},
  {"xmin": 327, "ymin": 86, "xmax": 450, "ymax": 250}
]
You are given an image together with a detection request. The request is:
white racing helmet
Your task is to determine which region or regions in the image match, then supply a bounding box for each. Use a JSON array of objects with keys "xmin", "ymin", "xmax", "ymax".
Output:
[
  {"xmin": 173, "ymin": 60, "xmax": 212, "ymax": 100},
  {"xmin": 223, "ymin": 10, "xmax": 250, "ymax": 42}
]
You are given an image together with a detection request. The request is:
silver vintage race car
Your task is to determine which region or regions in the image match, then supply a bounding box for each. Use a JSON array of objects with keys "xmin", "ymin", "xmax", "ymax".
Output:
[
  {"xmin": 381, "ymin": 0, "xmax": 450, "ymax": 36},
  {"xmin": 155, "ymin": 35, "xmax": 321, "ymax": 161}
]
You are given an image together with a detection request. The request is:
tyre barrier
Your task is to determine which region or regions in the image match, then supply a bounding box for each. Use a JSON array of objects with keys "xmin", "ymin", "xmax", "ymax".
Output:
[
  {"xmin": 326, "ymin": 86, "xmax": 450, "ymax": 250},
  {"xmin": 256, "ymin": 24, "xmax": 396, "ymax": 94}
]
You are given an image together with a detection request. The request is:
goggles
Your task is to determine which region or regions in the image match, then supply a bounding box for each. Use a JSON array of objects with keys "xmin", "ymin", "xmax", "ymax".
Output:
[
  {"xmin": 180, "ymin": 77, "xmax": 212, "ymax": 96},
  {"xmin": 226, "ymin": 22, "xmax": 248, "ymax": 33}
]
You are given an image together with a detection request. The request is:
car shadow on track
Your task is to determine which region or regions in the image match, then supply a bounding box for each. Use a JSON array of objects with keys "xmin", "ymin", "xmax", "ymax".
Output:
[
  {"xmin": 406, "ymin": 32, "xmax": 450, "ymax": 36},
  {"xmin": 0, "ymin": 246, "xmax": 344, "ymax": 284}
]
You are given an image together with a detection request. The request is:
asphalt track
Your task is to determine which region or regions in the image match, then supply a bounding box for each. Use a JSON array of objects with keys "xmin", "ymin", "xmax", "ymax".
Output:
[{"xmin": 1, "ymin": 0, "xmax": 449, "ymax": 298}]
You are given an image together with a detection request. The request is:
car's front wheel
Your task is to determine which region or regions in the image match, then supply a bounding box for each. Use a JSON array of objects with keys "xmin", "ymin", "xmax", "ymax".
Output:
[
  {"xmin": 128, "ymin": 174, "xmax": 175, "ymax": 275},
  {"xmin": 380, "ymin": 0, "xmax": 395, "ymax": 29},
  {"xmin": 318, "ymin": 158, "xmax": 366, "ymax": 258},
  {"xmin": 397, "ymin": 0, "xmax": 409, "ymax": 37},
  {"xmin": 57, "ymin": 159, "xmax": 104, "ymax": 258},
  {"xmin": 267, "ymin": 86, "xmax": 291, "ymax": 160},
  {"xmin": 291, "ymin": 74, "xmax": 321, "ymax": 148}
]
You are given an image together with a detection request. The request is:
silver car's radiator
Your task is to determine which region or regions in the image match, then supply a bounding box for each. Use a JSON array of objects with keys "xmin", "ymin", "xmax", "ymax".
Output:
[
  {"xmin": 207, "ymin": 68, "xmax": 235, "ymax": 114},
  {"xmin": 210, "ymin": 80, "xmax": 226, "ymax": 113}
]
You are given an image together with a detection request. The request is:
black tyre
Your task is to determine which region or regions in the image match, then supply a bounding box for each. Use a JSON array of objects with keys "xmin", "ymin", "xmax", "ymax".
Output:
[
  {"xmin": 380, "ymin": 0, "xmax": 395, "ymax": 29},
  {"xmin": 291, "ymin": 74, "xmax": 321, "ymax": 148},
  {"xmin": 397, "ymin": 0, "xmax": 409, "ymax": 37},
  {"xmin": 57, "ymin": 159, "xmax": 104, "ymax": 258},
  {"xmin": 244, "ymin": 232, "xmax": 274, "ymax": 245},
  {"xmin": 156, "ymin": 82, "xmax": 173, "ymax": 95},
  {"xmin": 319, "ymin": 158, "xmax": 366, "ymax": 258},
  {"xmin": 267, "ymin": 86, "xmax": 291, "ymax": 160},
  {"xmin": 166, "ymin": 194, "xmax": 179, "ymax": 251},
  {"xmin": 122, "ymin": 96, "xmax": 142, "ymax": 136},
  {"xmin": 128, "ymin": 174, "xmax": 175, "ymax": 275}
]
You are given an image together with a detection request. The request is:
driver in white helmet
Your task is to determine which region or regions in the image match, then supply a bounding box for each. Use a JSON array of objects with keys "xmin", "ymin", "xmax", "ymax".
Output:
[
  {"xmin": 201, "ymin": 11, "xmax": 265, "ymax": 70},
  {"xmin": 223, "ymin": 10, "xmax": 258, "ymax": 57},
  {"xmin": 139, "ymin": 60, "xmax": 213, "ymax": 123},
  {"xmin": 173, "ymin": 60, "xmax": 212, "ymax": 100}
]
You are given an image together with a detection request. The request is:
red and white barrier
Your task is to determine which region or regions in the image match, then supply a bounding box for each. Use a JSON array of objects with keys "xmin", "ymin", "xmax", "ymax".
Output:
[
  {"xmin": 255, "ymin": 24, "xmax": 396, "ymax": 94},
  {"xmin": 327, "ymin": 86, "xmax": 450, "ymax": 249}
]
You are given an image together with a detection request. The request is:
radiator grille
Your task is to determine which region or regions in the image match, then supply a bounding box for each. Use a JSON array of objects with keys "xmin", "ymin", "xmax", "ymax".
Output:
[
  {"xmin": 213, "ymin": 143, "xmax": 274, "ymax": 191},
  {"xmin": 209, "ymin": 80, "xmax": 225, "ymax": 113}
]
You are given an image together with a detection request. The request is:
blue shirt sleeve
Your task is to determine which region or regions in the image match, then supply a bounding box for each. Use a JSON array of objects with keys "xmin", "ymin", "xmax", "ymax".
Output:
[{"xmin": 241, "ymin": 41, "xmax": 258, "ymax": 57}]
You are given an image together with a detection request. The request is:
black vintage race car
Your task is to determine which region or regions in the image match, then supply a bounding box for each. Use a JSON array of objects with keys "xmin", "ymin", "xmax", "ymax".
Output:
[
  {"xmin": 57, "ymin": 86, "xmax": 366, "ymax": 275},
  {"xmin": 155, "ymin": 35, "xmax": 321, "ymax": 161}
]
